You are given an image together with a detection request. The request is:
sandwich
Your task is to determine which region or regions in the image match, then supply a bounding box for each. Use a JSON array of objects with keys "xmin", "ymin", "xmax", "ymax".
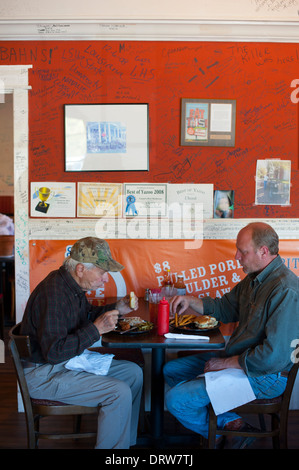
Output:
[
  {"xmin": 130, "ymin": 291, "xmax": 136, "ymax": 309},
  {"xmin": 193, "ymin": 315, "xmax": 218, "ymax": 329}
]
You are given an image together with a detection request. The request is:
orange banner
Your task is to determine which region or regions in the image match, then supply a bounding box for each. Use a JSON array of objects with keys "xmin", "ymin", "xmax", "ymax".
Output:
[
  {"xmin": 30, "ymin": 238, "xmax": 299, "ymax": 298},
  {"xmin": 29, "ymin": 239, "xmax": 299, "ymax": 336}
]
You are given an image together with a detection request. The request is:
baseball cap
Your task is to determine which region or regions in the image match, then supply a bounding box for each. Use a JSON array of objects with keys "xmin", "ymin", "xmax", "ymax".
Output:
[{"xmin": 70, "ymin": 237, "xmax": 124, "ymax": 272}]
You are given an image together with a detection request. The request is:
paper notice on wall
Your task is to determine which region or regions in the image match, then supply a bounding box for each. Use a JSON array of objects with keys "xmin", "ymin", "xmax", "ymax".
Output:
[
  {"xmin": 167, "ymin": 184, "xmax": 213, "ymax": 219},
  {"xmin": 124, "ymin": 183, "xmax": 167, "ymax": 217},
  {"xmin": 30, "ymin": 182, "xmax": 76, "ymax": 217},
  {"xmin": 77, "ymin": 182, "xmax": 122, "ymax": 217},
  {"xmin": 210, "ymin": 103, "xmax": 232, "ymax": 132}
]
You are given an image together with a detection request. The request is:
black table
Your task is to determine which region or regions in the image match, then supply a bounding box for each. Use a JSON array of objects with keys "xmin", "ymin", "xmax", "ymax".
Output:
[{"xmin": 102, "ymin": 298, "xmax": 225, "ymax": 445}]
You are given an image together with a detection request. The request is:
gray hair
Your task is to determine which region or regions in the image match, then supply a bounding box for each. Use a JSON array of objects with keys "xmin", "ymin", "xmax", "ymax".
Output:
[
  {"xmin": 63, "ymin": 256, "xmax": 95, "ymax": 272},
  {"xmin": 246, "ymin": 222, "xmax": 279, "ymax": 255}
]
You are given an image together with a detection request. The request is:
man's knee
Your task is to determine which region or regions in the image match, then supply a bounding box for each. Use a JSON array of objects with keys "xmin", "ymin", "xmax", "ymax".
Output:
[
  {"xmin": 125, "ymin": 361, "xmax": 144, "ymax": 388},
  {"xmin": 163, "ymin": 359, "xmax": 175, "ymax": 382},
  {"xmin": 116, "ymin": 361, "xmax": 143, "ymax": 395},
  {"xmin": 165, "ymin": 385, "xmax": 183, "ymax": 415},
  {"xmin": 132, "ymin": 362, "xmax": 143, "ymax": 382},
  {"xmin": 117, "ymin": 379, "xmax": 132, "ymax": 401}
]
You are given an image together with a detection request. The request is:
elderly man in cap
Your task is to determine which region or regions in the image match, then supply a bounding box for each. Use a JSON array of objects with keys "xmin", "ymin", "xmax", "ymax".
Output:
[{"xmin": 20, "ymin": 237, "xmax": 143, "ymax": 449}]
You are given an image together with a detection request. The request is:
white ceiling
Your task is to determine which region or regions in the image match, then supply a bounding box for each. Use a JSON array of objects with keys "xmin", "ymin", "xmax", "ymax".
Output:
[
  {"xmin": 1, "ymin": 0, "xmax": 299, "ymax": 21},
  {"xmin": 0, "ymin": 0, "xmax": 299, "ymax": 41}
]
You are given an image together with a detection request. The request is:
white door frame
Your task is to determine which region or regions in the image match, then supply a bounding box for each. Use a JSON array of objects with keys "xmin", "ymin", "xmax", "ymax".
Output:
[{"xmin": 0, "ymin": 65, "xmax": 32, "ymax": 323}]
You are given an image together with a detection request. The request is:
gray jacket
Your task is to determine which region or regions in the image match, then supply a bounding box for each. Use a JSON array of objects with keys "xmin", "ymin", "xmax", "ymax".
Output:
[{"xmin": 202, "ymin": 256, "xmax": 299, "ymax": 377}]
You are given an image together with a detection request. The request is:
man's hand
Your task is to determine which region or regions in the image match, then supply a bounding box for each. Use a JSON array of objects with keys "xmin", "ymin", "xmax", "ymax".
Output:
[
  {"xmin": 169, "ymin": 296, "xmax": 190, "ymax": 315},
  {"xmin": 115, "ymin": 294, "xmax": 139, "ymax": 315},
  {"xmin": 204, "ymin": 355, "xmax": 241, "ymax": 373},
  {"xmin": 93, "ymin": 309, "xmax": 120, "ymax": 335},
  {"xmin": 169, "ymin": 295, "xmax": 204, "ymax": 315}
]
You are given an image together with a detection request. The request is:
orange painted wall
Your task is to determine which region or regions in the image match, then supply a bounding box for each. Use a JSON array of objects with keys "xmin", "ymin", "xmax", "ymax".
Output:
[{"xmin": 0, "ymin": 40, "xmax": 298, "ymax": 218}]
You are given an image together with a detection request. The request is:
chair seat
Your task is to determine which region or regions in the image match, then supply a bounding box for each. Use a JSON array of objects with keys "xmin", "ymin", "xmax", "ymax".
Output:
[
  {"xmin": 31, "ymin": 349, "xmax": 145, "ymax": 409},
  {"xmin": 31, "ymin": 398, "xmax": 71, "ymax": 407},
  {"xmin": 248, "ymin": 395, "xmax": 282, "ymax": 405}
]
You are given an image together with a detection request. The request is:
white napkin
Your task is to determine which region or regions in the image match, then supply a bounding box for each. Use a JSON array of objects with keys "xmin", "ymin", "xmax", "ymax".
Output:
[
  {"xmin": 164, "ymin": 333, "xmax": 209, "ymax": 341},
  {"xmin": 205, "ymin": 368, "xmax": 256, "ymax": 415},
  {"xmin": 65, "ymin": 349, "xmax": 114, "ymax": 376}
]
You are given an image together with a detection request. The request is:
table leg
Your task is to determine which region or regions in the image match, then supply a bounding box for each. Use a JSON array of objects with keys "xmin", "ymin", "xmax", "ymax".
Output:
[{"xmin": 150, "ymin": 348, "xmax": 165, "ymax": 442}]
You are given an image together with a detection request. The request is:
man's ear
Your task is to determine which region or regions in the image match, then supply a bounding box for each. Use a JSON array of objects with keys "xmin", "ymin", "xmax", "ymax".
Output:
[
  {"xmin": 260, "ymin": 245, "xmax": 269, "ymax": 258},
  {"xmin": 75, "ymin": 263, "xmax": 85, "ymax": 278}
]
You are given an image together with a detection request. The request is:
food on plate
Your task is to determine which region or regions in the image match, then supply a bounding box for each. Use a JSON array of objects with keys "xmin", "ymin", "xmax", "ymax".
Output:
[
  {"xmin": 169, "ymin": 314, "xmax": 198, "ymax": 327},
  {"xmin": 136, "ymin": 321, "xmax": 154, "ymax": 331},
  {"xmin": 193, "ymin": 315, "xmax": 218, "ymax": 329},
  {"xmin": 119, "ymin": 320, "xmax": 131, "ymax": 331},
  {"xmin": 117, "ymin": 317, "xmax": 153, "ymax": 332},
  {"xmin": 130, "ymin": 291, "xmax": 136, "ymax": 309},
  {"xmin": 124, "ymin": 316, "xmax": 143, "ymax": 325},
  {"xmin": 169, "ymin": 314, "xmax": 218, "ymax": 329}
]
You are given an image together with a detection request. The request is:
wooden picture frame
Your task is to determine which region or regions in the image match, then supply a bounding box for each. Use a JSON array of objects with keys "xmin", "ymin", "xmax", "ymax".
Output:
[{"xmin": 181, "ymin": 98, "xmax": 236, "ymax": 147}]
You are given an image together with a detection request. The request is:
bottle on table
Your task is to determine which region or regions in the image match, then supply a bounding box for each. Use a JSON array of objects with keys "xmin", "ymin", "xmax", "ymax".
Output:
[
  {"xmin": 157, "ymin": 297, "xmax": 169, "ymax": 335},
  {"xmin": 174, "ymin": 275, "xmax": 186, "ymax": 296},
  {"xmin": 163, "ymin": 269, "xmax": 173, "ymax": 296}
]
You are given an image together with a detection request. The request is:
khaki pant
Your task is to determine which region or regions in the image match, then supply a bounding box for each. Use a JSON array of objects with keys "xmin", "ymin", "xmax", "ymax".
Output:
[{"xmin": 24, "ymin": 358, "xmax": 143, "ymax": 449}]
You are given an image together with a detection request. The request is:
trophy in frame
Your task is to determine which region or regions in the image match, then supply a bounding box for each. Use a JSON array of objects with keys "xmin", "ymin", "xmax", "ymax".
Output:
[{"xmin": 35, "ymin": 187, "xmax": 52, "ymax": 213}]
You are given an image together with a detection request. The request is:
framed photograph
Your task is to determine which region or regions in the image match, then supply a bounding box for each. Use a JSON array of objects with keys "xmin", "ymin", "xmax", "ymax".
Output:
[
  {"xmin": 255, "ymin": 159, "xmax": 291, "ymax": 206},
  {"xmin": 64, "ymin": 103, "xmax": 149, "ymax": 172},
  {"xmin": 181, "ymin": 99, "xmax": 236, "ymax": 147},
  {"xmin": 213, "ymin": 190, "xmax": 234, "ymax": 218}
]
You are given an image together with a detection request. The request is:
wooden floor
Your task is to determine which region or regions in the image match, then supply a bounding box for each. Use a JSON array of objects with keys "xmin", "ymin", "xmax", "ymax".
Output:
[{"xmin": 1, "ymin": 327, "xmax": 299, "ymax": 451}]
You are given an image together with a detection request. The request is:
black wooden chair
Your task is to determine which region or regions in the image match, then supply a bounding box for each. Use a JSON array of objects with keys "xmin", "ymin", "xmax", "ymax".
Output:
[
  {"xmin": 9, "ymin": 323, "xmax": 146, "ymax": 448},
  {"xmin": 8, "ymin": 323, "xmax": 98, "ymax": 448},
  {"xmin": 207, "ymin": 362, "xmax": 299, "ymax": 449}
]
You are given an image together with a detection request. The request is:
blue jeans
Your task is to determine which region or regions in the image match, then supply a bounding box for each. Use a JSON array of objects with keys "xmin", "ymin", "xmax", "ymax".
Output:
[{"xmin": 163, "ymin": 352, "xmax": 287, "ymax": 439}]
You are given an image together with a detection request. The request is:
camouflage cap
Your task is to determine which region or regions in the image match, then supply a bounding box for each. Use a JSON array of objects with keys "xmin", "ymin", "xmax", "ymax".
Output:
[{"xmin": 70, "ymin": 237, "xmax": 124, "ymax": 272}]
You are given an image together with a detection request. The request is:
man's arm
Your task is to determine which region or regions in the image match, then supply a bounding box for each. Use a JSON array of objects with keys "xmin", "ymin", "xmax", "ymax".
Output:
[
  {"xmin": 93, "ymin": 310, "xmax": 120, "ymax": 335},
  {"xmin": 204, "ymin": 356, "xmax": 241, "ymax": 373}
]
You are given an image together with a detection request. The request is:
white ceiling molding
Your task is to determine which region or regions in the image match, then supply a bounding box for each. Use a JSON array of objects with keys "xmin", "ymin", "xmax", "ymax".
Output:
[{"xmin": 0, "ymin": 19, "xmax": 299, "ymax": 42}]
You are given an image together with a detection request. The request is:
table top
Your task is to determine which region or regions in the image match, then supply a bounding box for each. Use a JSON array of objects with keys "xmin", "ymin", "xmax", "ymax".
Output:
[{"xmin": 101, "ymin": 297, "xmax": 225, "ymax": 350}]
